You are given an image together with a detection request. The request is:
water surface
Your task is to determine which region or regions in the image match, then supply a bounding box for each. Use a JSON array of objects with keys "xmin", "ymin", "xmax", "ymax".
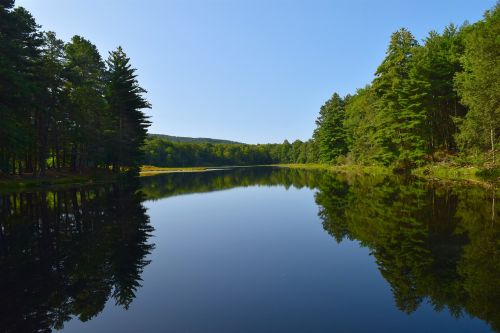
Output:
[{"xmin": 0, "ymin": 167, "xmax": 498, "ymax": 332}]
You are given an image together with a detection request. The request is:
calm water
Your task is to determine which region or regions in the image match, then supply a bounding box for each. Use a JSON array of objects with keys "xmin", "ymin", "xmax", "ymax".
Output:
[{"xmin": 0, "ymin": 167, "xmax": 498, "ymax": 332}]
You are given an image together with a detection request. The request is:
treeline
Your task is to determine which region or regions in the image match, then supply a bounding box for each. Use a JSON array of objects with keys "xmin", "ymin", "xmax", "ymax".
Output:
[
  {"xmin": 142, "ymin": 137, "xmax": 317, "ymax": 167},
  {"xmin": 0, "ymin": 1, "xmax": 150, "ymax": 177},
  {"xmin": 143, "ymin": 4, "xmax": 498, "ymax": 170},
  {"xmin": 148, "ymin": 133, "xmax": 241, "ymax": 145},
  {"xmin": 313, "ymin": 4, "xmax": 499, "ymax": 169}
]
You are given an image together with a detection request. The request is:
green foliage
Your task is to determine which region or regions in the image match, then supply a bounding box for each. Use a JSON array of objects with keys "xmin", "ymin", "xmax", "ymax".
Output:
[
  {"xmin": 142, "ymin": 137, "xmax": 318, "ymax": 167},
  {"xmin": 409, "ymin": 25, "xmax": 466, "ymax": 153},
  {"xmin": 454, "ymin": 4, "xmax": 500, "ymax": 164},
  {"xmin": 0, "ymin": 3, "xmax": 42, "ymax": 175},
  {"xmin": 64, "ymin": 35, "xmax": 107, "ymax": 170},
  {"xmin": 105, "ymin": 47, "xmax": 151, "ymax": 170},
  {"xmin": 344, "ymin": 86, "xmax": 380, "ymax": 164},
  {"xmin": 371, "ymin": 28, "xmax": 427, "ymax": 168},
  {"xmin": 0, "ymin": 2, "xmax": 150, "ymax": 176},
  {"xmin": 148, "ymin": 134, "xmax": 241, "ymax": 145},
  {"xmin": 313, "ymin": 6, "xmax": 498, "ymax": 170},
  {"xmin": 313, "ymin": 93, "xmax": 348, "ymax": 163}
]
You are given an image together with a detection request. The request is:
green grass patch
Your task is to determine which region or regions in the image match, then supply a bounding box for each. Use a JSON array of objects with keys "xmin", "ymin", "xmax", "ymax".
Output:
[
  {"xmin": 413, "ymin": 165, "xmax": 499, "ymax": 184},
  {"xmin": 0, "ymin": 171, "xmax": 120, "ymax": 193},
  {"xmin": 275, "ymin": 163, "xmax": 391, "ymax": 176},
  {"xmin": 278, "ymin": 163, "xmax": 499, "ymax": 185},
  {"xmin": 140, "ymin": 165, "xmax": 214, "ymax": 176}
]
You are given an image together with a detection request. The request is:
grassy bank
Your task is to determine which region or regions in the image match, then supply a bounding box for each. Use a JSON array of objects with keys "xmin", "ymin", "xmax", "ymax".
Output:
[
  {"xmin": 4, "ymin": 163, "xmax": 496, "ymax": 192},
  {"xmin": 413, "ymin": 165, "xmax": 499, "ymax": 184},
  {"xmin": 141, "ymin": 163, "xmax": 499, "ymax": 185},
  {"xmin": 1, "ymin": 165, "xmax": 241, "ymax": 191},
  {"xmin": 140, "ymin": 165, "xmax": 227, "ymax": 176},
  {"xmin": 0, "ymin": 170, "xmax": 121, "ymax": 193},
  {"xmin": 275, "ymin": 163, "xmax": 391, "ymax": 176},
  {"xmin": 279, "ymin": 163, "xmax": 499, "ymax": 185}
]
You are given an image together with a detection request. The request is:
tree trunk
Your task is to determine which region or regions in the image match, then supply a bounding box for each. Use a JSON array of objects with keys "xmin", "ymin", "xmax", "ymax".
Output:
[
  {"xmin": 492, "ymin": 190, "xmax": 496, "ymax": 225},
  {"xmin": 491, "ymin": 126, "xmax": 495, "ymax": 164},
  {"xmin": 119, "ymin": 116, "xmax": 123, "ymax": 171},
  {"xmin": 70, "ymin": 144, "xmax": 77, "ymax": 172},
  {"xmin": 55, "ymin": 136, "xmax": 61, "ymax": 170}
]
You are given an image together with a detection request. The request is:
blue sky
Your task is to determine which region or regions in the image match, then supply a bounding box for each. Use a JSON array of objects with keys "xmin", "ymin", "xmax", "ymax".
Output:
[{"xmin": 17, "ymin": 0, "xmax": 495, "ymax": 143}]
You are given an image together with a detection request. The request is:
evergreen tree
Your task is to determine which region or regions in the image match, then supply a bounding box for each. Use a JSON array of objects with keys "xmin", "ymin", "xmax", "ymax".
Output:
[
  {"xmin": 0, "ymin": 2, "xmax": 42, "ymax": 175},
  {"xmin": 372, "ymin": 28, "xmax": 426, "ymax": 168},
  {"xmin": 313, "ymin": 93, "xmax": 348, "ymax": 163},
  {"xmin": 37, "ymin": 31, "xmax": 66, "ymax": 175},
  {"xmin": 455, "ymin": 4, "xmax": 499, "ymax": 164},
  {"xmin": 40, "ymin": 31, "xmax": 68, "ymax": 170},
  {"xmin": 64, "ymin": 36, "xmax": 107, "ymax": 170},
  {"xmin": 344, "ymin": 86, "xmax": 380, "ymax": 164},
  {"xmin": 408, "ymin": 25, "xmax": 466, "ymax": 155},
  {"xmin": 0, "ymin": 1, "xmax": 151, "ymax": 177},
  {"xmin": 105, "ymin": 47, "xmax": 151, "ymax": 171}
]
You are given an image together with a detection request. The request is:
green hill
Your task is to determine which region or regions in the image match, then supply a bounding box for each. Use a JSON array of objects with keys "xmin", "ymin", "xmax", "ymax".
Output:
[{"xmin": 148, "ymin": 134, "xmax": 242, "ymax": 145}]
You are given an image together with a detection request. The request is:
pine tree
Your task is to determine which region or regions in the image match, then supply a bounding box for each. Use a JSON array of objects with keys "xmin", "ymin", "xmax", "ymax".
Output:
[
  {"xmin": 40, "ymin": 31, "xmax": 67, "ymax": 171},
  {"xmin": 408, "ymin": 25, "xmax": 466, "ymax": 155},
  {"xmin": 313, "ymin": 93, "xmax": 348, "ymax": 163},
  {"xmin": 105, "ymin": 47, "xmax": 151, "ymax": 171},
  {"xmin": 372, "ymin": 28, "xmax": 425, "ymax": 168},
  {"xmin": 64, "ymin": 35, "xmax": 107, "ymax": 170},
  {"xmin": 455, "ymin": 4, "xmax": 499, "ymax": 164},
  {"xmin": 0, "ymin": 3, "xmax": 43, "ymax": 175},
  {"xmin": 344, "ymin": 86, "xmax": 380, "ymax": 164}
]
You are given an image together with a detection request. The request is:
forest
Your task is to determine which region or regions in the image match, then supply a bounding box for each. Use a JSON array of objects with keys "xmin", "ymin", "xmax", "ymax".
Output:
[
  {"xmin": 142, "ymin": 138, "xmax": 316, "ymax": 167},
  {"xmin": 1, "ymin": 1, "xmax": 498, "ymax": 178},
  {"xmin": 313, "ymin": 4, "xmax": 498, "ymax": 170},
  {"xmin": 0, "ymin": 0, "xmax": 150, "ymax": 177},
  {"xmin": 143, "ymin": 3, "xmax": 499, "ymax": 171}
]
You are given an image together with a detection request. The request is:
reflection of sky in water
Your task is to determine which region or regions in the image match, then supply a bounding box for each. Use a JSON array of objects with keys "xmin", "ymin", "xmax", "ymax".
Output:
[{"xmin": 62, "ymin": 184, "xmax": 492, "ymax": 333}]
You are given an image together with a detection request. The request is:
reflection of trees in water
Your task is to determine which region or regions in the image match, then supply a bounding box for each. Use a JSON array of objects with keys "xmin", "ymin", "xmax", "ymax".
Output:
[
  {"xmin": 143, "ymin": 167, "xmax": 500, "ymax": 331},
  {"xmin": 317, "ymin": 174, "xmax": 499, "ymax": 332},
  {"xmin": 0, "ymin": 168, "xmax": 498, "ymax": 332},
  {"xmin": 0, "ymin": 181, "xmax": 154, "ymax": 333},
  {"xmin": 139, "ymin": 167, "xmax": 325, "ymax": 200}
]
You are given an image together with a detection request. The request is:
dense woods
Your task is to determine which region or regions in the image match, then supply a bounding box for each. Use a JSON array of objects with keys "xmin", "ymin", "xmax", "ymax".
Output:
[
  {"xmin": 314, "ymin": 4, "xmax": 499, "ymax": 169},
  {"xmin": 142, "ymin": 137, "xmax": 318, "ymax": 167},
  {"xmin": 0, "ymin": 1, "xmax": 497, "ymax": 331},
  {"xmin": 0, "ymin": 1, "xmax": 150, "ymax": 177},
  {"xmin": 1, "ymin": 1, "xmax": 498, "ymax": 175}
]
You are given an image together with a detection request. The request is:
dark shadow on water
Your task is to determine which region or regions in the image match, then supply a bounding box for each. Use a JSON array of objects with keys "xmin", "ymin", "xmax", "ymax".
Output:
[{"xmin": 0, "ymin": 180, "xmax": 154, "ymax": 333}]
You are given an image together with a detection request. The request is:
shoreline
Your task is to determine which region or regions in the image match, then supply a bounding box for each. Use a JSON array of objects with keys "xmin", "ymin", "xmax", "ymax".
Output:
[
  {"xmin": 1, "ymin": 163, "xmax": 498, "ymax": 192},
  {"xmin": 279, "ymin": 163, "xmax": 499, "ymax": 187},
  {"xmin": 0, "ymin": 171, "xmax": 121, "ymax": 194},
  {"xmin": 139, "ymin": 166, "xmax": 233, "ymax": 176}
]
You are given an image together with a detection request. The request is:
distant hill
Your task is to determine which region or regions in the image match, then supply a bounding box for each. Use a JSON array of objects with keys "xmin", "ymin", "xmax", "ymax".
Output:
[{"xmin": 148, "ymin": 134, "xmax": 242, "ymax": 145}]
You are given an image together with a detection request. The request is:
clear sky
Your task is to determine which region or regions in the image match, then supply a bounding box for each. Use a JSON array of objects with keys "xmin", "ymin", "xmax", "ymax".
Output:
[{"xmin": 16, "ymin": 0, "xmax": 496, "ymax": 144}]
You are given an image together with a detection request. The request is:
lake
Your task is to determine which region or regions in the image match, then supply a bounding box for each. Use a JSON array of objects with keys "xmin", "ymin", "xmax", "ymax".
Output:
[{"xmin": 0, "ymin": 167, "xmax": 498, "ymax": 332}]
